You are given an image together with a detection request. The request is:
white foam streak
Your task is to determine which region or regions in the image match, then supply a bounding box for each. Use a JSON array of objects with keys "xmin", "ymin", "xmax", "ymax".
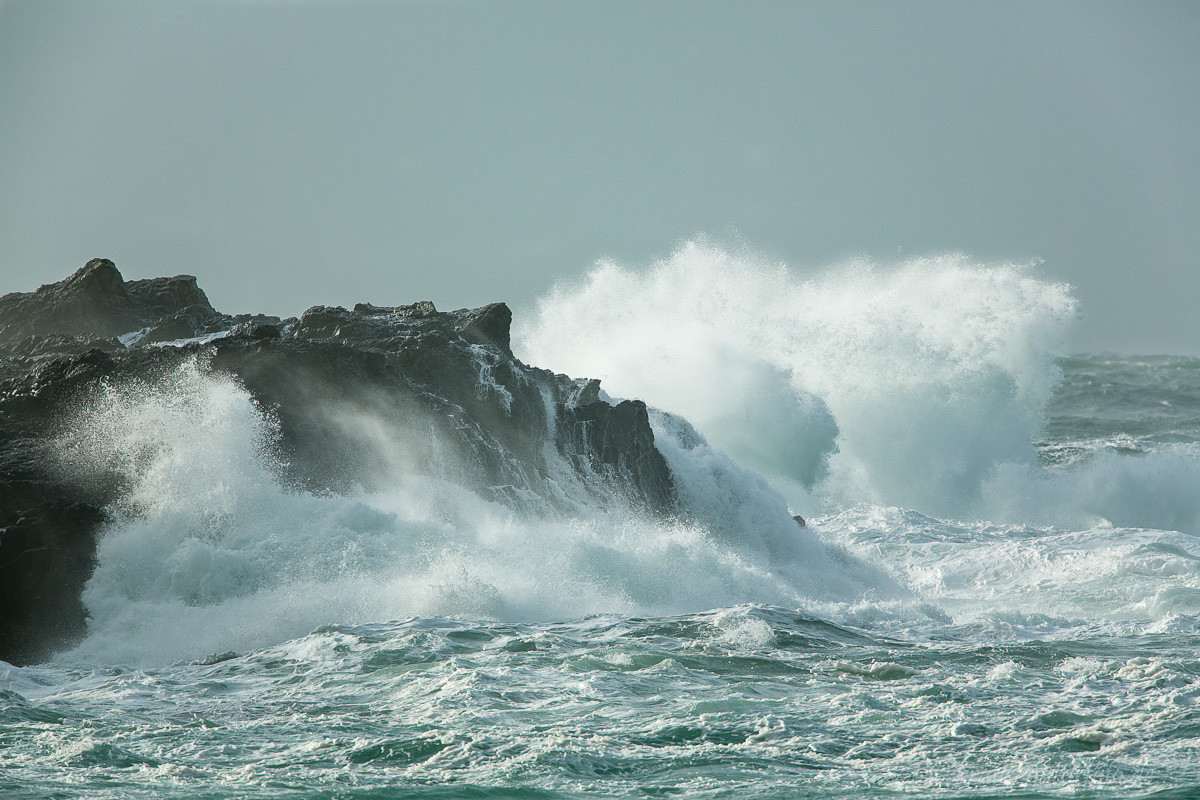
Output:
[{"xmin": 820, "ymin": 506, "xmax": 1200, "ymax": 630}]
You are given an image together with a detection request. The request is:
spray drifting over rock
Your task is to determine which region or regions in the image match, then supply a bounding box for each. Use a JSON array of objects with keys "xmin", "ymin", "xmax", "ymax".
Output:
[
  {"xmin": 3, "ymin": 258, "xmax": 865, "ymax": 666},
  {"xmin": 0, "ymin": 260, "xmax": 680, "ymax": 663}
]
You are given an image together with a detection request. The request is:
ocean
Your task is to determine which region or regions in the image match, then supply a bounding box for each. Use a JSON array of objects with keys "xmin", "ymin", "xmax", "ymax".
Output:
[{"xmin": 3, "ymin": 245, "xmax": 1199, "ymax": 798}]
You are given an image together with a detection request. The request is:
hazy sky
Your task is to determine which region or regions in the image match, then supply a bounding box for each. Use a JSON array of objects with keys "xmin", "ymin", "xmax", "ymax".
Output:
[{"xmin": 1, "ymin": 0, "xmax": 1197, "ymax": 354}]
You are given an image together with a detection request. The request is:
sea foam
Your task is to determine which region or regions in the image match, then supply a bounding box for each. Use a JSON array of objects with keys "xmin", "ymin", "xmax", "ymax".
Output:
[
  {"xmin": 54, "ymin": 356, "xmax": 892, "ymax": 666},
  {"xmin": 49, "ymin": 240, "xmax": 1200, "ymax": 665}
]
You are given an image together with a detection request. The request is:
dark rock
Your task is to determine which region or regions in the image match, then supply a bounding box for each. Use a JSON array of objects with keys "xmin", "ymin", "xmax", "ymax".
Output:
[
  {"xmin": 140, "ymin": 304, "xmax": 223, "ymax": 345},
  {"xmin": 125, "ymin": 275, "xmax": 214, "ymax": 319},
  {"xmin": 568, "ymin": 377, "xmax": 602, "ymax": 407},
  {"xmin": 229, "ymin": 314, "xmax": 287, "ymax": 340},
  {"xmin": 0, "ymin": 259, "xmax": 679, "ymax": 665},
  {"xmin": 455, "ymin": 302, "xmax": 513, "ymax": 353},
  {"xmin": 0, "ymin": 503, "xmax": 103, "ymax": 666},
  {"xmin": 556, "ymin": 400, "xmax": 675, "ymax": 512},
  {"xmin": 248, "ymin": 322, "xmax": 280, "ymax": 339},
  {"xmin": 793, "ymin": 515, "xmax": 806, "ymax": 528},
  {"xmin": 0, "ymin": 259, "xmax": 138, "ymax": 345},
  {"xmin": 0, "ymin": 259, "xmax": 224, "ymax": 353}
]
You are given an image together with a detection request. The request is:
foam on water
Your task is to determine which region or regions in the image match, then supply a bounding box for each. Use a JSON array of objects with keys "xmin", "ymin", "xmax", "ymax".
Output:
[
  {"xmin": 11, "ymin": 240, "xmax": 1200, "ymax": 799},
  {"xmin": 8, "ymin": 606, "xmax": 1199, "ymax": 799},
  {"xmin": 53, "ymin": 356, "xmax": 893, "ymax": 666},
  {"xmin": 817, "ymin": 506, "xmax": 1200, "ymax": 633},
  {"xmin": 43, "ymin": 240, "xmax": 1200, "ymax": 667}
]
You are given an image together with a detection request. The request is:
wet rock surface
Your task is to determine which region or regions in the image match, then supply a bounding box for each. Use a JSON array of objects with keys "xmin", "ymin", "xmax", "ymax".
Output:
[{"xmin": 0, "ymin": 260, "xmax": 674, "ymax": 665}]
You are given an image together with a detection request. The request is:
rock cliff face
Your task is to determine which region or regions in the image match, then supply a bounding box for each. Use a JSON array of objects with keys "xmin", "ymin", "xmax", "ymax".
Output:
[{"xmin": 0, "ymin": 260, "xmax": 674, "ymax": 665}]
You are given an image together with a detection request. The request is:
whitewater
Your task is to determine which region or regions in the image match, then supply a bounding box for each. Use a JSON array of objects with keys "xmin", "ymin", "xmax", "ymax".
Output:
[{"xmin": 4, "ymin": 241, "xmax": 1199, "ymax": 799}]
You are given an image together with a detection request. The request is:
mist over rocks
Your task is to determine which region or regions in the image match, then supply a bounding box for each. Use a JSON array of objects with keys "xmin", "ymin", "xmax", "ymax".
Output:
[{"xmin": 0, "ymin": 260, "xmax": 675, "ymax": 665}]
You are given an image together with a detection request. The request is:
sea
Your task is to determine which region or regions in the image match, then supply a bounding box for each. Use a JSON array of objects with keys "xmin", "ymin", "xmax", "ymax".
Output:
[{"xmin": 4, "ymin": 243, "xmax": 1199, "ymax": 799}]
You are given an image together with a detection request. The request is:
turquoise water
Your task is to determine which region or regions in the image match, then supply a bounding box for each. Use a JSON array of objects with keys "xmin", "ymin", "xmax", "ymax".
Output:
[
  {"xmin": 5, "ymin": 352, "xmax": 1200, "ymax": 799},
  {"xmin": 1042, "ymin": 355, "xmax": 1200, "ymax": 462},
  {"xmin": 6, "ymin": 245, "xmax": 1200, "ymax": 799},
  {"xmin": 6, "ymin": 608, "xmax": 1200, "ymax": 799}
]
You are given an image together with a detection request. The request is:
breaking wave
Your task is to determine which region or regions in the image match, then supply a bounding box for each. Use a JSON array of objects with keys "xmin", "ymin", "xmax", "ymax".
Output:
[{"xmin": 46, "ymin": 239, "xmax": 1200, "ymax": 666}]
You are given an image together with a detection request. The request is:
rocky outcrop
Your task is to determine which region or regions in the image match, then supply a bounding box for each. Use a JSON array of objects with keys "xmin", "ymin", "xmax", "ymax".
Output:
[
  {"xmin": 0, "ymin": 260, "xmax": 675, "ymax": 665},
  {"xmin": 0, "ymin": 258, "xmax": 219, "ymax": 346}
]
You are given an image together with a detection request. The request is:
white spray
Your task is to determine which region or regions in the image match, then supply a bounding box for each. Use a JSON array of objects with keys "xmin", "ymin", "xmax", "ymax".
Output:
[
  {"xmin": 53, "ymin": 355, "xmax": 895, "ymax": 666},
  {"xmin": 516, "ymin": 238, "xmax": 1078, "ymax": 519}
]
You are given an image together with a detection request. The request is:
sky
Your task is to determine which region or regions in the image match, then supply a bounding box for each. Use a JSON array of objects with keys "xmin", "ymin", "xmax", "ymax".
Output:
[{"xmin": 0, "ymin": 0, "xmax": 1197, "ymax": 355}]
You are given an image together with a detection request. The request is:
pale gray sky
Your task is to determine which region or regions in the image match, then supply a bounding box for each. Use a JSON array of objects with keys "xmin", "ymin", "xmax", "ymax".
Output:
[{"xmin": 1, "ymin": 0, "xmax": 1197, "ymax": 354}]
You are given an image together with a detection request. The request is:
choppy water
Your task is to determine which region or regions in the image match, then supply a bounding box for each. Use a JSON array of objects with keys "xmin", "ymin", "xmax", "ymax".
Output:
[
  {"xmin": 4, "ymin": 245, "xmax": 1200, "ymax": 798},
  {"xmin": 6, "ymin": 606, "xmax": 1200, "ymax": 800},
  {"xmin": 1043, "ymin": 354, "xmax": 1200, "ymax": 461}
]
